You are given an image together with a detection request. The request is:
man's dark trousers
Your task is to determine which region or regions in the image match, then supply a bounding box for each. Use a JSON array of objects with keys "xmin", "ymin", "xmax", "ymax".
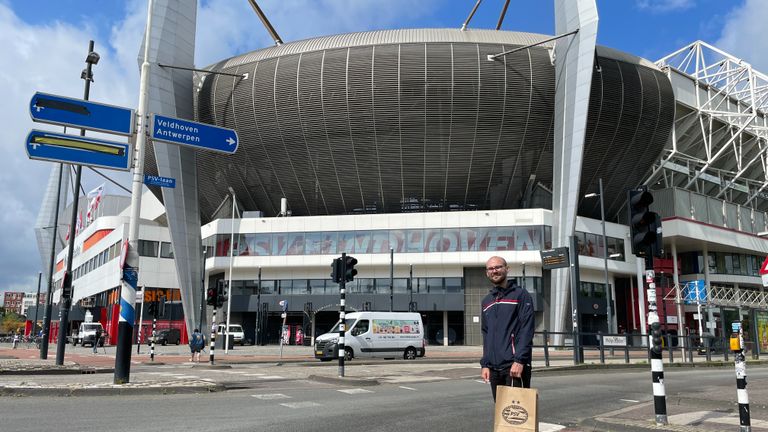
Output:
[{"xmin": 489, "ymin": 364, "xmax": 532, "ymax": 401}]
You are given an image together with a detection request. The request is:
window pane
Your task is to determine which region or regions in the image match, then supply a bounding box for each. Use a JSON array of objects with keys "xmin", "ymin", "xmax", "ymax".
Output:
[
  {"xmin": 485, "ymin": 227, "xmax": 515, "ymax": 251},
  {"xmin": 337, "ymin": 231, "xmax": 356, "ymax": 254},
  {"xmin": 426, "ymin": 278, "xmax": 443, "ymax": 293},
  {"xmin": 445, "ymin": 277, "xmax": 463, "ymax": 293},
  {"xmin": 439, "ymin": 228, "xmax": 461, "ymax": 252},
  {"xmin": 160, "ymin": 242, "xmax": 174, "ymax": 259},
  {"xmin": 405, "ymin": 229, "xmax": 424, "ymax": 253},
  {"xmin": 308, "ymin": 279, "xmax": 326, "ymax": 295},
  {"xmin": 354, "ymin": 231, "xmax": 372, "ymax": 254},
  {"xmin": 138, "ymin": 240, "xmax": 158, "ymax": 257},
  {"xmin": 371, "ymin": 231, "xmax": 390, "ymax": 253},
  {"xmin": 544, "ymin": 226, "xmax": 552, "ymax": 249},
  {"xmin": 389, "ymin": 230, "xmax": 406, "ymax": 253},
  {"xmin": 515, "ymin": 226, "xmax": 541, "ymax": 250}
]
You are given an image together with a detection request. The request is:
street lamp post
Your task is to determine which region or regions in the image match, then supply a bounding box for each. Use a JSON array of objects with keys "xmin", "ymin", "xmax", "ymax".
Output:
[
  {"xmin": 585, "ymin": 178, "xmax": 614, "ymax": 334},
  {"xmin": 56, "ymin": 40, "xmax": 99, "ymax": 366},
  {"xmin": 199, "ymin": 248, "xmax": 206, "ymax": 332}
]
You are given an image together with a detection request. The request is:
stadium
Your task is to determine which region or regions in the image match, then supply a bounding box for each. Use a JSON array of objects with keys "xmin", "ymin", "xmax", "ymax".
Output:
[{"xmin": 37, "ymin": 0, "xmax": 768, "ymax": 350}]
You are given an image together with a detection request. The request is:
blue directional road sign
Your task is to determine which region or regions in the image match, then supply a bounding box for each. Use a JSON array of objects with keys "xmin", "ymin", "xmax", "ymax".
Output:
[
  {"xmin": 26, "ymin": 130, "xmax": 131, "ymax": 171},
  {"xmin": 150, "ymin": 114, "xmax": 238, "ymax": 154},
  {"xmin": 29, "ymin": 92, "xmax": 135, "ymax": 136},
  {"xmin": 143, "ymin": 174, "xmax": 176, "ymax": 188}
]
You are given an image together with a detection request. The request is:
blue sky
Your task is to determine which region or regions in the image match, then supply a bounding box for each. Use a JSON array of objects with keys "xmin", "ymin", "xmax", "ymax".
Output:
[{"xmin": 1, "ymin": 0, "xmax": 766, "ymax": 298}]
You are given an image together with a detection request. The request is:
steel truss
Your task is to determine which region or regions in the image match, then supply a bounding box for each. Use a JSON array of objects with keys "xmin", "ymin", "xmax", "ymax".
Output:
[
  {"xmin": 645, "ymin": 41, "xmax": 768, "ymax": 210},
  {"xmin": 664, "ymin": 283, "xmax": 768, "ymax": 309}
]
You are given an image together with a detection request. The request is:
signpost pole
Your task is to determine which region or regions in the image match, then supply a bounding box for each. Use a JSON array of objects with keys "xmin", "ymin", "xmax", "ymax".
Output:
[
  {"xmin": 55, "ymin": 40, "xmax": 98, "ymax": 366},
  {"xmin": 115, "ymin": 0, "xmax": 154, "ymax": 384},
  {"xmin": 40, "ymin": 163, "xmax": 63, "ymax": 360}
]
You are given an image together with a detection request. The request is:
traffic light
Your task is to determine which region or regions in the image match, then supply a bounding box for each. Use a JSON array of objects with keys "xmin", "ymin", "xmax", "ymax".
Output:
[
  {"xmin": 330, "ymin": 258, "xmax": 342, "ymax": 283},
  {"xmin": 148, "ymin": 300, "xmax": 157, "ymax": 317},
  {"xmin": 206, "ymin": 286, "xmax": 217, "ymax": 306},
  {"xmin": 650, "ymin": 322, "xmax": 663, "ymax": 354},
  {"xmin": 344, "ymin": 255, "xmax": 358, "ymax": 282},
  {"xmin": 216, "ymin": 280, "xmax": 227, "ymax": 308},
  {"xmin": 628, "ymin": 188, "xmax": 659, "ymax": 257}
]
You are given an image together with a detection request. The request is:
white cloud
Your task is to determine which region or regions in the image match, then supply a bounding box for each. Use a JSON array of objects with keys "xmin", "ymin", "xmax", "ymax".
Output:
[
  {"xmin": 0, "ymin": 4, "xmax": 138, "ymax": 293},
  {"xmin": 715, "ymin": 0, "xmax": 768, "ymax": 73},
  {"xmin": 635, "ymin": 0, "xmax": 694, "ymax": 12}
]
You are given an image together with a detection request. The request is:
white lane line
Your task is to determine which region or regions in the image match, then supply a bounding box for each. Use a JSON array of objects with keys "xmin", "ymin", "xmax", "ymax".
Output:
[
  {"xmin": 619, "ymin": 399, "xmax": 639, "ymax": 403},
  {"xmin": 280, "ymin": 401, "xmax": 322, "ymax": 408},
  {"xmin": 399, "ymin": 386, "xmax": 417, "ymax": 391},
  {"xmin": 338, "ymin": 388, "xmax": 374, "ymax": 395},
  {"xmin": 243, "ymin": 373, "xmax": 265, "ymax": 376},
  {"xmin": 252, "ymin": 393, "xmax": 291, "ymax": 400},
  {"xmin": 258, "ymin": 375, "xmax": 284, "ymax": 379},
  {"xmin": 539, "ymin": 423, "xmax": 566, "ymax": 432}
]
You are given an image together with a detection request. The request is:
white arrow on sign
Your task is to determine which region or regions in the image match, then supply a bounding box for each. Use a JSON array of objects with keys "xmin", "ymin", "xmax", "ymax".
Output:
[{"xmin": 226, "ymin": 137, "xmax": 235, "ymax": 146}]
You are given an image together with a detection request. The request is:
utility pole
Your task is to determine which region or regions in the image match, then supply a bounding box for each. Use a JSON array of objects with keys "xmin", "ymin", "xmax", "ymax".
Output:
[
  {"xmin": 56, "ymin": 40, "xmax": 99, "ymax": 366},
  {"xmin": 115, "ymin": 0, "xmax": 154, "ymax": 384},
  {"xmin": 33, "ymin": 272, "xmax": 42, "ymax": 336}
]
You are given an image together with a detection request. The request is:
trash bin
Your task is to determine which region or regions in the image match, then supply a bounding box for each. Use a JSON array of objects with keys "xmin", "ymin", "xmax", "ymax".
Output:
[{"xmin": 215, "ymin": 334, "xmax": 235, "ymax": 350}]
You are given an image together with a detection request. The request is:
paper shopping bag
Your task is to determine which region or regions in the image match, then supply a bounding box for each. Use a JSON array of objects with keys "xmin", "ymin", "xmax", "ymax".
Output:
[{"xmin": 493, "ymin": 385, "xmax": 538, "ymax": 432}]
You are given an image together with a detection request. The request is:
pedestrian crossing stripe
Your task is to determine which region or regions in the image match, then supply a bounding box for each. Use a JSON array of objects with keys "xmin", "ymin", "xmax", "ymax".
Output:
[
  {"xmin": 252, "ymin": 393, "xmax": 291, "ymax": 400},
  {"xmin": 338, "ymin": 388, "xmax": 373, "ymax": 394},
  {"xmin": 280, "ymin": 401, "xmax": 322, "ymax": 409}
]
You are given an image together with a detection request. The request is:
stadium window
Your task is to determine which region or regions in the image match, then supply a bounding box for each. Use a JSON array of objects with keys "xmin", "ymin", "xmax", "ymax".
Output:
[
  {"xmin": 138, "ymin": 240, "xmax": 159, "ymax": 257},
  {"xmin": 160, "ymin": 242, "xmax": 174, "ymax": 259}
]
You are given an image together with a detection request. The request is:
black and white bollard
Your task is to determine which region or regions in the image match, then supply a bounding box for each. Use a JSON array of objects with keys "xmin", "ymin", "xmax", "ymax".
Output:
[
  {"xmin": 209, "ymin": 307, "xmax": 217, "ymax": 365},
  {"xmin": 645, "ymin": 269, "xmax": 668, "ymax": 426},
  {"xmin": 150, "ymin": 315, "xmax": 157, "ymax": 362},
  {"xmin": 731, "ymin": 322, "xmax": 751, "ymax": 431}
]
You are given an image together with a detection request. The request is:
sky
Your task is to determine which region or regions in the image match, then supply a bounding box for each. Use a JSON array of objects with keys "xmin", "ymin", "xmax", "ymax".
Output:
[{"xmin": 1, "ymin": 0, "xmax": 766, "ymax": 298}]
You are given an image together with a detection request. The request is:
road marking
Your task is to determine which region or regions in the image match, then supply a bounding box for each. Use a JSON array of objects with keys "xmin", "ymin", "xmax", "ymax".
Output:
[
  {"xmin": 252, "ymin": 393, "xmax": 291, "ymax": 400},
  {"xmin": 280, "ymin": 401, "xmax": 322, "ymax": 408},
  {"xmin": 539, "ymin": 423, "xmax": 566, "ymax": 432},
  {"xmin": 258, "ymin": 375, "xmax": 284, "ymax": 380},
  {"xmin": 243, "ymin": 373, "xmax": 265, "ymax": 376},
  {"xmin": 619, "ymin": 399, "xmax": 639, "ymax": 403},
  {"xmin": 399, "ymin": 386, "xmax": 417, "ymax": 391},
  {"xmin": 338, "ymin": 388, "xmax": 373, "ymax": 394}
]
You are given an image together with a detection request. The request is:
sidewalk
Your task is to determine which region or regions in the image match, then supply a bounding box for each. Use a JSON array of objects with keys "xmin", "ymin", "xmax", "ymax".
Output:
[{"xmin": 1, "ymin": 343, "xmax": 766, "ymax": 431}]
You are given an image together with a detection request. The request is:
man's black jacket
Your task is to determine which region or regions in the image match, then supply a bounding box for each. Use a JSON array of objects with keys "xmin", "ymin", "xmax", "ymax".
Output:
[{"xmin": 480, "ymin": 280, "xmax": 535, "ymax": 369}]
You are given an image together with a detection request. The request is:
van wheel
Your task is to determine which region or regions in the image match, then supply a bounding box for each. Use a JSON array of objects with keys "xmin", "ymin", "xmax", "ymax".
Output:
[
  {"xmin": 344, "ymin": 347, "xmax": 354, "ymax": 361},
  {"xmin": 404, "ymin": 347, "xmax": 417, "ymax": 360}
]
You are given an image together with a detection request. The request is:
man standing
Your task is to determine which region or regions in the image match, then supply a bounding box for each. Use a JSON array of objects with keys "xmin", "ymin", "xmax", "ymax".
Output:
[{"xmin": 480, "ymin": 256, "xmax": 535, "ymax": 401}]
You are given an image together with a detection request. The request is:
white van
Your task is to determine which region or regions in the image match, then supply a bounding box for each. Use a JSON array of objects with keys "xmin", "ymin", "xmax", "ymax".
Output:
[
  {"xmin": 315, "ymin": 312, "xmax": 425, "ymax": 361},
  {"xmin": 217, "ymin": 323, "xmax": 246, "ymax": 345}
]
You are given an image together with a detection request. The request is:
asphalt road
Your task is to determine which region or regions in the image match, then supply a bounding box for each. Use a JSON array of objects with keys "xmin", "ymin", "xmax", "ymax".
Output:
[{"xmin": 2, "ymin": 365, "xmax": 767, "ymax": 431}]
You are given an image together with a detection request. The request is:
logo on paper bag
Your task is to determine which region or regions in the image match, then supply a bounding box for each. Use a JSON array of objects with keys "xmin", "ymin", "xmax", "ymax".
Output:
[{"xmin": 501, "ymin": 404, "xmax": 529, "ymax": 425}]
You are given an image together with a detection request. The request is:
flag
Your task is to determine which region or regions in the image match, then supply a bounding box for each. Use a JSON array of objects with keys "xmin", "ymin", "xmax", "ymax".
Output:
[
  {"xmin": 86, "ymin": 184, "xmax": 104, "ymax": 224},
  {"xmin": 76, "ymin": 211, "xmax": 83, "ymax": 235}
]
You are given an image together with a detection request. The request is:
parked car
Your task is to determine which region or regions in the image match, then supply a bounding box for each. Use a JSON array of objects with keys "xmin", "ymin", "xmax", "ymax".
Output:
[
  {"xmin": 71, "ymin": 322, "xmax": 106, "ymax": 347},
  {"xmin": 217, "ymin": 324, "xmax": 246, "ymax": 345},
  {"xmin": 147, "ymin": 328, "xmax": 181, "ymax": 346}
]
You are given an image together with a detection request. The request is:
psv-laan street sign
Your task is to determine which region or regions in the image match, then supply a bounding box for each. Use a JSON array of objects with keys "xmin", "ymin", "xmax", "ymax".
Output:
[
  {"xmin": 26, "ymin": 129, "xmax": 131, "ymax": 171},
  {"xmin": 150, "ymin": 114, "xmax": 239, "ymax": 154},
  {"xmin": 29, "ymin": 92, "xmax": 135, "ymax": 136}
]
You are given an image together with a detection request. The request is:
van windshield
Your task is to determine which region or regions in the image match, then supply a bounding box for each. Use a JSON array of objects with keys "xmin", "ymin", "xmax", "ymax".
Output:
[
  {"xmin": 82, "ymin": 324, "xmax": 101, "ymax": 331},
  {"xmin": 328, "ymin": 319, "xmax": 355, "ymax": 334},
  {"xmin": 229, "ymin": 325, "xmax": 243, "ymax": 332}
]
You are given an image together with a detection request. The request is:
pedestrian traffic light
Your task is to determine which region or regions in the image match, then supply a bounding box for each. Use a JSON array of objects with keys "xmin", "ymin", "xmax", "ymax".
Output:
[
  {"xmin": 344, "ymin": 255, "xmax": 358, "ymax": 282},
  {"xmin": 628, "ymin": 188, "xmax": 658, "ymax": 257},
  {"xmin": 206, "ymin": 286, "xmax": 217, "ymax": 306},
  {"xmin": 650, "ymin": 322, "xmax": 663, "ymax": 354},
  {"xmin": 330, "ymin": 258, "xmax": 342, "ymax": 283}
]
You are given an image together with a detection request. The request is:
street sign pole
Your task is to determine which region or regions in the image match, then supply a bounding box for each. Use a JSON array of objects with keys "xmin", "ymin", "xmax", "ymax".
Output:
[
  {"xmin": 55, "ymin": 40, "xmax": 97, "ymax": 366},
  {"xmin": 115, "ymin": 0, "xmax": 153, "ymax": 384}
]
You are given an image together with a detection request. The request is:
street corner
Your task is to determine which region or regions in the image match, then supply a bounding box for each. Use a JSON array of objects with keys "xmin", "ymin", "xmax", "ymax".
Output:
[{"xmin": 307, "ymin": 374, "xmax": 380, "ymax": 387}]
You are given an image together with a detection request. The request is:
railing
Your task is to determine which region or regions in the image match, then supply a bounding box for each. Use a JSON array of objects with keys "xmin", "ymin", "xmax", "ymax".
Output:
[{"xmin": 533, "ymin": 331, "xmax": 760, "ymax": 366}]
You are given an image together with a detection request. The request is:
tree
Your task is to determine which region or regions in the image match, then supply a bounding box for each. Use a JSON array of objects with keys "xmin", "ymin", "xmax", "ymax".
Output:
[{"xmin": 0, "ymin": 311, "xmax": 25, "ymax": 335}]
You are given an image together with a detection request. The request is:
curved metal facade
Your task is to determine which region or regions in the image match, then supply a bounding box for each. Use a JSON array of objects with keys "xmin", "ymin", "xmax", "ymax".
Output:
[{"xmin": 155, "ymin": 29, "xmax": 674, "ymax": 221}]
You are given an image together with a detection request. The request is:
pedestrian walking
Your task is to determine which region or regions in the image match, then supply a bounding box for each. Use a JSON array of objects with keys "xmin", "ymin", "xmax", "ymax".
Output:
[
  {"xmin": 480, "ymin": 256, "xmax": 535, "ymax": 401},
  {"xmin": 93, "ymin": 327, "xmax": 102, "ymax": 354},
  {"xmin": 189, "ymin": 328, "xmax": 205, "ymax": 362}
]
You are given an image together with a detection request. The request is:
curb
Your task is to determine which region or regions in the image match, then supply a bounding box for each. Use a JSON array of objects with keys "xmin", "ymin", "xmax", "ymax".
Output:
[
  {"xmin": 307, "ymin": 374, "xmax": 380, "ymax": 386},
  {"xmin": 0, "ymin": 367, "xmax": 114, "ymax": 375},
  {"xmin": 0, "ymin": 383, "xmax": 225, "ymax": 397}
]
